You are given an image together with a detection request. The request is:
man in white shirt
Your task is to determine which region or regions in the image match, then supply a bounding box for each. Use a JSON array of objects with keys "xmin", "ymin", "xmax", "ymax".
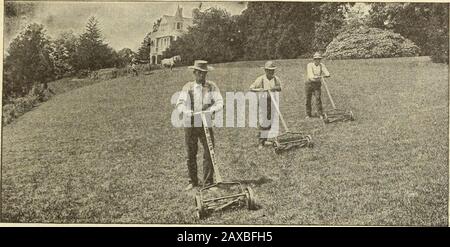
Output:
[
  {"xmin": 250, "ymin": 61, "xmax": 282, "ymax": 149},
  {"xmin": 176, "ymin": 60, "xmax": 224, "ymax": 190},
  {"xmin": 305, "ymin": 52, "xmax": 330, "ymax": 119}
]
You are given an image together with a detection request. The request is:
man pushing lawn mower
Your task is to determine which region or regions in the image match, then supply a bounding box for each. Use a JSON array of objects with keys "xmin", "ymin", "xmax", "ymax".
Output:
[
  {"xmin": 305, "ymin": 52, "xmax": 354, "ymax": 123},
  {"xmin": 176, "ymin": 60, "xmax": 224, "ymax": 191},
  {"xmin": 177, "ymin": 61, "xmax": 259, "ymax": 218},
  {"xmin": 250, "ymin": 61, "xmax": 312, "ymax": 153},
  {"xmin": 250, "ymin": 61, "xmax": 282, "ymax": 150},
  {"xmin": 305, "ymin": 52, "xmax": 331, "ymax": 119}
]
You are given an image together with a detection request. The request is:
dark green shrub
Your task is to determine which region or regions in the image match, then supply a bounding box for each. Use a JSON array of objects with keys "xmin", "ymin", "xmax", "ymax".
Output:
[{"xmin": 2, "ymin": 84, "xmax": 53, "ymax": 125}]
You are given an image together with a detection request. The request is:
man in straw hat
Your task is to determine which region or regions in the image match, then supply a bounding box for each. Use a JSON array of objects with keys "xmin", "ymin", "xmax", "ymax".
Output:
[
  {"xmin": 305, "ymin": 52, "xmax": 331, "ymax": 119},
  {"xmin": 176, "ymin": 60, "xmax": 224, "ymax": 191},
  {"xmin": 250, "ymin": 61, "xmax": 283, "ymax": 149}
]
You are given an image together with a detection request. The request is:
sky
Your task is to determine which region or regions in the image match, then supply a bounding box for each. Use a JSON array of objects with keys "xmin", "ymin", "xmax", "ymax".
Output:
[{"xmin": 4, "ymin": 1, "xmax": 248, "ymax": 52}]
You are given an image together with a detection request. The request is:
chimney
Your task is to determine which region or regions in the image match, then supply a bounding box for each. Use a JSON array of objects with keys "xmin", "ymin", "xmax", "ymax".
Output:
[{"xmin": 175, "ymin": 5, "xmax": 183, "ymax": 21}]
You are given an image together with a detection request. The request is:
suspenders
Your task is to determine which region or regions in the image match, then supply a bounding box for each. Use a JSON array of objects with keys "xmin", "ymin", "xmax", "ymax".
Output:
[
  {"xmin": 188, "ymin": 82, "xmax": 214, "ymax": 111},
  {"xmin": 261, "ymin": 76, "xmax": 278, "ymax": 90}
]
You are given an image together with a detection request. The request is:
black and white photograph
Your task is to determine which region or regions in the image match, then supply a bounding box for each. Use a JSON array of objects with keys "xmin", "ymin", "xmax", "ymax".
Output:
[{"xmin": 1, "ymin": 0, "xmax": 448, "ymax": 226}]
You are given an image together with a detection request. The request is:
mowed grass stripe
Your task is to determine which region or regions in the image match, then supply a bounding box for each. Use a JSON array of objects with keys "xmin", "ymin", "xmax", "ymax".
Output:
[{"xmin": 2, "ymin": 57, "xmax": 448, "ymax": 225}]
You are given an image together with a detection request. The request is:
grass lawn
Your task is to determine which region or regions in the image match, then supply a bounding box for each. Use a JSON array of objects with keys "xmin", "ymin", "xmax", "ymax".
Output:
[{"xmin": 1, "ymin": 57, "xmax": 448, "ymax": 225}]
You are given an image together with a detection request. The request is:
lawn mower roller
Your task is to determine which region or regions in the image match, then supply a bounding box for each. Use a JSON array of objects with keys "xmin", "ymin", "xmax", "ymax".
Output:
[
  {"xmin": 193, "ymin": 111, "xmax": 258, "ymax": 219},
  {"xmin": 267, "ymin": 90, "xmax": 313, "ymax": 154},
  {"xmin": 320, "ymin": 77, "xmax": 355, "ymax": 124}
]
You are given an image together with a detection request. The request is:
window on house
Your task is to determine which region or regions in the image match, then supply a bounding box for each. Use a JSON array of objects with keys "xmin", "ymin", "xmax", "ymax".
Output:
[{"xmin": 177, "ymin": 23, "xmax": 182, "ymax": 30}]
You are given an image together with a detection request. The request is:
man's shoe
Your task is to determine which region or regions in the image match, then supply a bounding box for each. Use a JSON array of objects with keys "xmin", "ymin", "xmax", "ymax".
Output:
[
  {"xmin": 263, "ymin": 140, "xmax": 273, "ymax": 146},
  {"xmin": 184, "ymin": 183, "xmax": 197, "ymax": 191},
  {"xmin": 208, "ymin": 187, "xmax": 218, "ymax": 192}
]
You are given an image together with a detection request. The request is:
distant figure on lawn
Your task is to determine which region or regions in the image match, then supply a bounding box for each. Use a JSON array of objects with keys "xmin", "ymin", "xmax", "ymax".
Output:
[
  {"xmin": 130, "ymin": 58, "xmax": 139, "ymax": 76},
  {"xmin": 176, "ymin": 60, "xmax": 224, "ymax": 191},
  {"xmin": 305, "ymin": 52, "xmax": 331, "ymax": 119},
  {"xmin": 250, "ymin": 61, "xmax": 282, "ymax": 150}
]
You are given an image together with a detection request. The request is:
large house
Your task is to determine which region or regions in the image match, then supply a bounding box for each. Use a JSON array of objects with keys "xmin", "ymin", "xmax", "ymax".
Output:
[{"xmin": 149, "ymin": 6, "xmax": 193, "ymax": 64}]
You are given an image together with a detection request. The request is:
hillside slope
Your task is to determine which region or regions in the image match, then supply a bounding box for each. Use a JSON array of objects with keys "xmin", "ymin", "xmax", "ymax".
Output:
[{"xmin": 2, "ymin": 57, "xmax": 448, "ymax": 225}]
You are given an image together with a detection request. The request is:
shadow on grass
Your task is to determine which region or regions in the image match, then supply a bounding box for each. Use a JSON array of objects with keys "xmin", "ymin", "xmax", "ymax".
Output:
[{"xmin": 235, "ymin": 176, "xmax": 273, "ymax": 187}]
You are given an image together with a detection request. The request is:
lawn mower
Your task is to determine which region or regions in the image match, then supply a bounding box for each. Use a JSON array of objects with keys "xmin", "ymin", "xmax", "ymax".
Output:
[
  {"xmin": 320, "ymin": 77, "xmax": 355, "ymax": 124},
  {"xmin": 267, "ymin": 91, "xmax": 313, "ymax": 154},
  {"xmin": 193, "ymin": 112, "xmax": 258, "ymax": 219}
]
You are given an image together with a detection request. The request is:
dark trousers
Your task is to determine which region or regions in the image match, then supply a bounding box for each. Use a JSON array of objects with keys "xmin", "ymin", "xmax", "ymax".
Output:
[
  {"xmin": 258, "ymin": 96, "xmax": 272, "ymax": 143},
  {"xmin": 305, "ymin": 81, "xmax": 323, "ymax": 117},
  {"xmin": 184, "ymin": 127, "xmax": 215, "ymax": 186}
]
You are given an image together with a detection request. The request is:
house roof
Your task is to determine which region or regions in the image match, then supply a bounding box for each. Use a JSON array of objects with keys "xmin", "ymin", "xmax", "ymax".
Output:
[
  {"xmin": 161, "ymin": 15, "xmax": 192, "ymax": 23},
  {"xmin": 149, "ymin": 6, "xmax": 193, "ymax": 40}
]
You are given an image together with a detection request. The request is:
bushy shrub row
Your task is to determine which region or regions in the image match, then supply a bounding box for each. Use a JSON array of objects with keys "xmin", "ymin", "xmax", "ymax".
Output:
[
  {"xmin": 2, "ymin": 63, "xmax": 164, "ymax": 125},
  {"xmin": 2, "ymin": 86, "xmax": 53, "ymax": 125},
  {"xmin": 89, "ymin": 64, "xmax": 161, "ymax": 80},
  {"xmin": 325, "ymin": 27, "xmax": 420, "ymax": 59}
]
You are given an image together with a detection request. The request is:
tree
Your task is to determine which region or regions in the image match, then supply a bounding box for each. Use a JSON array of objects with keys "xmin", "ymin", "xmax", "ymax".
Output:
[
  {"xmin": 165, "ymin": 2, "xmax": 353, "ymax": 63},
  {"xmin": 136, "ymin": 33, "xmax": 151, "ymax": 61},
  {"xmin": 165, "ymin": 7, "xmax": 240, "ymax": 65},
  {"xmin": 275, "ymin": 24, "xmax": 302, "ymax": 59},
  {"xmin": 51, "ymin": 31, "xmax": 78, "ymax": 77},
  {"xmin": 238, "ymin": 2, "xmax": 319, "ymax": 60},
  {"xmin": 5, "ymin": 23, "xmax": 55, "ymax": 97},
  {"xmin": 313, "ymin": 3, "xmax": 352, "ymax": 52},
  {"xmin": 366, "ymin": 3, "xmax": 449, "ymax": 63},
  {"xmin": 344, "ymin": 3, "xmax": 371, "ymax": 29},
  {"xmin": 427, "ymin": 9, "xmax": 449, "ymax": 63},
  {"xmin": 117, "ymin": 48, "xmax": 135, "ymax": 67},
  {"xmin": 102, "ymin": 47, "xmax": 120, "ymax": 68},
  {"xmin": 74, "ymin": 16, "xmax": 113, "ymax": 71}
]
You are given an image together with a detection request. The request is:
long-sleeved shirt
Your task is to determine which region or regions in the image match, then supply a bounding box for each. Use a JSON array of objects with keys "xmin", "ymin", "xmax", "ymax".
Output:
[
  {"xmin": 176, "ymin": 81, "xmax": 224, "ymax": 114},
  {"xmin": 249, "ymin": 75, "xmax": 282, "ymax": 92},
  {"xmin": 306, "ymin": 62, "xmax": 330, "ymax": 82}
]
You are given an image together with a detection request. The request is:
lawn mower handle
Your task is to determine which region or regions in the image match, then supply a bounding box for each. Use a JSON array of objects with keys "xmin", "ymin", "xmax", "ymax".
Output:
[
  {"xmin": 267, "ymin": 90, "xmax": 290, "ymax": 132},
  {"xmin": 196, "ymin": 111, "xmax": 223, "ymax": 183},
  {"xmin": 320, "ymin": 77, "xmax": 337, "ymax": 110},
  {"xmin": 193, "ymin": 110, "xmax": 212, "ymax": 116},
  {"xmin": 248, "ymin": 89, "xmax": 289, "ymax": 131}
]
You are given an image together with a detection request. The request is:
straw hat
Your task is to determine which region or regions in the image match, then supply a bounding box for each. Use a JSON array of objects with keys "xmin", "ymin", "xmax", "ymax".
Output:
[
  {"xmin": 313, "ymin": 52, "xmax": 323, "ymax": 59},
  {"xmin": 188, "ymin": 60, "xmax": 214, "ymax": 72},
  {"xmin": 262, "ymin": 61, "xmax": 277, "ymax": 70}
]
